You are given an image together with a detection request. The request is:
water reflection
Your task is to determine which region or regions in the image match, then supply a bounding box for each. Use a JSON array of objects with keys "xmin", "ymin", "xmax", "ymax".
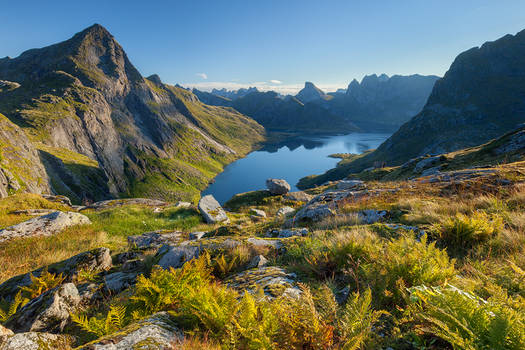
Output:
[{"xmin": 203, "ymin": 133, "xmax": 390, "ymax": 203}]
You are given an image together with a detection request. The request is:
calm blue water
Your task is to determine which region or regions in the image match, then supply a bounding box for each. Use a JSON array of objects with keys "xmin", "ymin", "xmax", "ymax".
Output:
[{"xmin": 202, "ymin": 133, "xmax": 391, "ymax": 203}]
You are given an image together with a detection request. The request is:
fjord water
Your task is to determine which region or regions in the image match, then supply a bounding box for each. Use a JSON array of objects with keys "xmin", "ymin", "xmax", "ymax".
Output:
[{"xmin": 203, "ymin": 133, "xmax": 390, "ymax": 203}]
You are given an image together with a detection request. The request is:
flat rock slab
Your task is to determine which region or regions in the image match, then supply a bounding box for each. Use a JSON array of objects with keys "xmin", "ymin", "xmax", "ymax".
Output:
[
  {"xmin": 79, "ymin": 312, "xmax": 182, "ymax": 350},
  {"xmin": 83, "ymin": 198, "xmax": 167, "ymax": 211},
  {"xmin": 0, "ymin": 247, "xmax": 112, "ymax": 301},
  {"xmin": 246, "ymin": 237, "xmax": 284, "ymax": 250},
  {"xmin": 226, "ymin": 266, "xmax": 300, "ymax": 298},
  {"xmin": 0, "ymin": 211, "xmax": 91, "ymax": 243},
  {"xmin": 0, "ymin": 332, "xmax": 73, "ymax": 350},
  {"xmin": 127, "ymin": 231, "xmax": 182, "ymax": 250},
  {"xmin": 198, "ymin": 195, "xmax": 229, "ymax": 224}
]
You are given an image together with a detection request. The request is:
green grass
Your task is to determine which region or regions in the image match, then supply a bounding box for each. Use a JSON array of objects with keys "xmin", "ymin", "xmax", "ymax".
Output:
[{"xmin": 85, "ymin": 205, "xmax": 203, "ymax": 237}]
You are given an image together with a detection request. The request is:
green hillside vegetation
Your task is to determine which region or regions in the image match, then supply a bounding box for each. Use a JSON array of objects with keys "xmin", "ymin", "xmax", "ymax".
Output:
[{"xmin": 0, "ymin": 152, "xmax": 524, "ymax": 348}]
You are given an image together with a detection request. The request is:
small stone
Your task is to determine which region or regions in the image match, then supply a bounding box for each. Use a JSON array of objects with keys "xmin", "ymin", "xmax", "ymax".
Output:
[
  {"xmin": 247, "ymin": 255, "xmax": 268, "ymax": 269},
  {"xmin": 266, "ymin": 178, "xmax": 291, "ymax": 195},
  {"xmin": 250, "ymin": 208, "xmax": 266, "ymax": 217},
  {"xmin": 276, "ymin": 206, "xmax": 295, "ymax": 217},
  {"xmin": 189, "ymin": 231, "xmax": 206, "ymax": 240}
]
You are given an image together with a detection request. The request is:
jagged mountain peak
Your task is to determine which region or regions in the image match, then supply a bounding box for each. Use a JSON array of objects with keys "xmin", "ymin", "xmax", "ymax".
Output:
[{"xmin": 296, "ymin": 81, "xmax": 328, "ymax": 103}]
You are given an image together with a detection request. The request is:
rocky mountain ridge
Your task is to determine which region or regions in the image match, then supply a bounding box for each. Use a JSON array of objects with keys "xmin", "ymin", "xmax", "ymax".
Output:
[{"xmin": 0, "ymin": 24, "xmax": 265, "ymax": 203}]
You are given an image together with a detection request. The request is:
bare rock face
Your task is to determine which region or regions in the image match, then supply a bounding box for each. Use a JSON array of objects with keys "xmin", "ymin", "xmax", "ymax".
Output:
[
  {"xmin": 266, "ymin": 178, "xmax": 291, "ymax": 195},
  {"xmin": 5, "ymin": 283, "xmax": 81, "ymax": 333},
  {"xmin": 79, "ymin": 312, "xmax": 182, "ymax": 349},
  {"xmin": 155, "ymin": 244, "xmax": 201, "ymax": 269},
  {"xmin": 0, "ymin": 332, "xmax": 73, "ymax": 350},
  {"xmin": 198, "ymin": 195, "xmax": 229, "ymax": 224},
  {"xmin": 0, "ymin": 211, "xmax": 91, "ymax": 243},
  {"xmin": 0, "ymin": 114, "xmax": 50, "ymax": 198},
  {"xmin": 0, "ymin": 248, "xmax": 112, "ymax": 301}
]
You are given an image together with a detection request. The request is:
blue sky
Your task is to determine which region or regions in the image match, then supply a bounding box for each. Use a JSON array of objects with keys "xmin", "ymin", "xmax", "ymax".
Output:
[{"xmin": 1, "ymin": 0, "xmax": 525, "ymax": 94}]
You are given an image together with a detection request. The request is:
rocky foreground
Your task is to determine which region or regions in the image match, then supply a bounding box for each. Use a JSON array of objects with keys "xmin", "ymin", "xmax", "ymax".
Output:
[{"xmin": 0, "ymin": 162, "xmax": 524, "ymax": 349}]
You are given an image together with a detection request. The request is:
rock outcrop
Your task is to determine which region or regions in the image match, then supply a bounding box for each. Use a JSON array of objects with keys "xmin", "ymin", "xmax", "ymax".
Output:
[
  {"xmin": 0, "ymin": 332, "xmax": 73, "ymax": 350},
  {"xmin": 0, "ymin": 211, "xmax": 91, "ymax": 243},
  {"xmin": 0, "ymin": 24, "xmax": 264, "ymax": 203},
  {"xmin": 5, "ymin": 283, "xmax": 81, "ymax": 333}
]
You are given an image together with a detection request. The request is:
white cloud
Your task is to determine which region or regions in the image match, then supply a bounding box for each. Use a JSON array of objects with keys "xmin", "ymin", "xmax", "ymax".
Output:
[
  {"xmin": 196, "ymin": 73, "xmax": 208, "ymax": 79},
  {"xmin": 184, "ymin": 81, "xmax": 346, "ymax": 95},
  {"xmin": 270, "ymin": 79, "xmax": 282, "ymax": 84}
]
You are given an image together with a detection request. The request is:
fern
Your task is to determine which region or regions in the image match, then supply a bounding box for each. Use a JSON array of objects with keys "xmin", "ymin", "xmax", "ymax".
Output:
[
  {"xmin": 71, "ymin": 304, "xmax": 127, "ymax": 337},
  {"xmin": 19, "ymin": 268, "xmax": 65, "ymax": 301},
  {"xmin": 409, "ymin": 284, "xmax": 525, "ymax": 349},
  {"xmin": 0, "ymin": 291, "xmax": 25, "ymax": 323}
]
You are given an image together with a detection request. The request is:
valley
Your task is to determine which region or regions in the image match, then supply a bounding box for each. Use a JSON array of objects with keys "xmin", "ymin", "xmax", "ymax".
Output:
[{"xmin": 0, "ymin": 12, "xmax": 525, "ymax": 350}]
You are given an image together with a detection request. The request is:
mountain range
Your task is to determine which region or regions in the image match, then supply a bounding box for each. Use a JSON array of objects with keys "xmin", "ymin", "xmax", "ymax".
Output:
[
  {"xmin": 299, "ymin": 28, "xmax": 525, "ymax": 187},
  {"xmin": 193, "ymin": 74, "xmax": 439, "ymax": 133},
  {"xmin": 0, "ymin": 24, "xmax": 265, "ymax": 203}
]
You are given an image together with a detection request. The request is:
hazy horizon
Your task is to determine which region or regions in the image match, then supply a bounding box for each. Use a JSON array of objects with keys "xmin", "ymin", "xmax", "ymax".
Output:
[{"xmin": 2, "ymin": 0, "xmax": 525, "ymax": 94}]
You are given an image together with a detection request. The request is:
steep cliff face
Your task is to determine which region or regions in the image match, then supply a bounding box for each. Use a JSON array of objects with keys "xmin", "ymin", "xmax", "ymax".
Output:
[
  {"xmin": 0, "ymin": 24, "xmax": 264, "ymax": 203},
  {"xmin": 370, "ymin": 29, "xmax": 525, "ymax": 165},
  {"xmin": 0, "ymin": 114, "xmax": 50, "ymax": 198},
  {"xmin": 325, "ymin": 74, "xmax": 439, "ymax": 131}
]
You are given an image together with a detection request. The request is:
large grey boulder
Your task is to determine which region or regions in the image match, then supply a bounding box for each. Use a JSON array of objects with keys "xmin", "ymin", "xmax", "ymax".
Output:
[
  {"xmin": 198, "ymin": 195, "xmax": 229, "ymax": 224},
  {"xmin": 156, "ymin": 244, "xmax": 201, "ymax": 269},
  {"xmin": 0, "ymin": 211, "xmax": 91, "ymax": 243},
  {"xmin": 79, "ymin": 312, "xmax": 182, "ymax": 349},
  {"xmin": 0, "ymin": 248, "xmax": 112, "ymax": 301},
  {"xmin": 0, "ymin": 332, "xmax": 73, "ymax": 350},
  {"xmin": 5, "ymin": 283, "xmax": 81, "ymax": 333},
  {"xmin": 266, "ymin": 178, "xmax": 291, "ymax": 195}
]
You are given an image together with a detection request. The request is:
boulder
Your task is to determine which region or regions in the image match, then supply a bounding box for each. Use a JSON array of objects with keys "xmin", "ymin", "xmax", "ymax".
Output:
[
  {"xmin": 5, "ymin": 283, "xmax": 81, "ymax": 333},
  {"xmin": 295, "ymin": 190, "xmax": 368, "ymax": 222},
  {"xmin": 127, "ymin": 231, "xmax": 182, "ymax": 250},
  {"xmin": 198, "ymin": 195, "xmax": 229, "ymax": 224},
  {"xmin": 78, "ymin": 312, "xmax": 182, "ymax": 349},
  {"xmin": 250, "ymin": 208, "xmax": 266, "ymax": 218},
  {"xmin": 247, "ymin": 255, "xmax": 268, "ymax": 269},
  {"xmin": 276, "ymin": 206, "xmax": 295, "ymax": 217},
  {"xmin": 266, "ymin": 178, "xmax": 291, "ymax": 195},
  {"xmin": 284, "ymin": 191, "xmax": 312, "ymax": 202},
  {"xmin": 226, "ymin": 266, "xmax": 300, "ymax": 299},
  {"xmin": 0, "ymin": 211, "xmax": 91, "ymax": 243},
  {"xmin": 0, "ymin": 332, "xmax": 73, "ymax": 350},
  {"xmin": 155, "ymin": 244, "xmax": 201, "ymax": 269},
  {"xmin": 0, "ymin": 248, "xmax": 112, "ymax": 301}
]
